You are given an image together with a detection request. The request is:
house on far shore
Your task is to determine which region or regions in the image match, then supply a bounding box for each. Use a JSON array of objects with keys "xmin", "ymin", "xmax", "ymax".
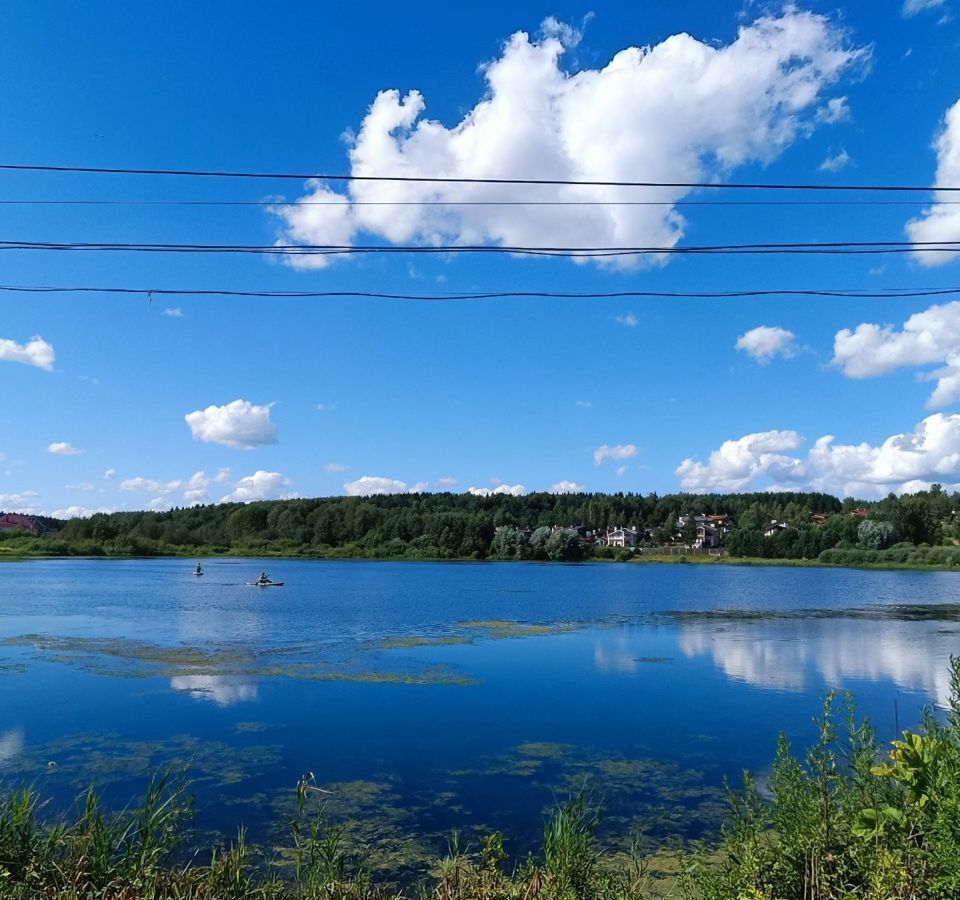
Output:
[
  {"xmin": 0, "ymin": 513, "xmax": 41, "ymax": 535},
  {"xmin": 763, "ymin": 519, "xmax": 790, "ymax": 537},
  {"xmin": 605, "ymin": 526, "xmax": 640, "ymax": 548},
  {"xmin": 694, "ymin": 524, "xmax": 721, "ymax": 549},
  {"xmin": 705, "ymin": 514, "xmax": 734, "ymax": 533},
  {"xmin": 849, "ymin": 508, "xmax": 869, "ymax": 519},
  {"xmin": 809, "ymin": 512, "xmax": 829, "ymax": 525}
]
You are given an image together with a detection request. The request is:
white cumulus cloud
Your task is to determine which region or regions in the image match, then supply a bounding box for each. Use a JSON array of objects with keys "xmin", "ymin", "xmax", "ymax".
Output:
[
  {"xmin": 52, "ymin": 505, "xmax": 115, "ymax": 519},
  {"xmin": 736, "ymin": 326, "xmax": 799, "ymax": 364},
  {"xmin": 120, "ymin": 476, "xmax": 183, "ymax": 495},
  {"xmin": 832, "ymin": 300, "xmax": 960, "ymax": 408},
  {"xmin": 677, "ymin": 430, "xmax": 804, "ymax": 492},
  {"xmin": 271, "ymin": 10, "xmax": 864, "ymax": 271},
  {"xmin": 119, "ymin": 470, "xmax": 220, "ymax": 505},
  {"xmin": 467, "ymin": 484, "xmax": 527, "ymax": 497},
  {"xmin": 343, "ymin": 475, "xmax": 411, "ymax": 496},
  {"xmin": 594, "ymin": 444, "xmax": 638, "ymax": 465},
  {"xmin": 185, "ymin": 399, "xmax": 278, "ymax": 449},
  {"xmin": 550, "ymin": 480, "xmax": 585, "ymax": 493},
  {"xmin": 906, "ymin": 98, "xmax": 960, "ymax": 265},
  {"xmin": 677, "ymin": 414, "xmax": 960, "ymax": 497},
  {"xmin": 221, "ymin": 470, "xmax": 296, "ymax": 503},
  {"xmin": 0, "ymin": 336, "xmax": 54, "ymax": 371},
  {"xmin": 47, "ymin": 442, "xmax": 82, "ymax": 456},
  {"xmin": 0, "ymin": 491, "xmax": 40, "ymax": 513},
  {"xmin": 182, "ymin": 471, "xmax": 216, "ymax": 505}
]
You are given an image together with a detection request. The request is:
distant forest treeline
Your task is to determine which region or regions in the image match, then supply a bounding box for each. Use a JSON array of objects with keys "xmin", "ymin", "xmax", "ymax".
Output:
[{"xmin": 4, "ymin": 487, "xmax": 960, "ymax": 566}]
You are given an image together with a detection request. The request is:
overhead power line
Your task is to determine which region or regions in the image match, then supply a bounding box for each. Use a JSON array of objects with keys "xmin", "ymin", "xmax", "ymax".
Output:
[
  {"xmin": 0, "ymin": 239, "xmax": 957, "ymax": 258},
  {"xmin": 2, "ymin": 284, "xmax": 960, "ymax": 301},
  {"xmin": 0, "ymin": 163, "xmax": 956, "ymax": 193},
  {"xmin": 0, "ymin": 199, "xmax": 958, "ymax": 208}
]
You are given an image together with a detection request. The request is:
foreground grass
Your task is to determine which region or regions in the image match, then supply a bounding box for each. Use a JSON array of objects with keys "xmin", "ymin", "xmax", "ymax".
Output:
[{"xmin": 4, "ymin": 661, "xmax": 960, "ymax": 898}]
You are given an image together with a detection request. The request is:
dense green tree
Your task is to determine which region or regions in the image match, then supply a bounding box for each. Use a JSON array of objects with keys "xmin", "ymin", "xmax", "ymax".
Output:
[{"xmin": 14, "ymin": 487, "xmax": 948, "ymax": 565}]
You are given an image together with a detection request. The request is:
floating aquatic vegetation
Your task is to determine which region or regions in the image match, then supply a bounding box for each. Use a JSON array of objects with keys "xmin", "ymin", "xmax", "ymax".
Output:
[
  {"xmin": 0, "ymin": 633, "xmax": 477, "ymax": 688},
  {"xmin": 458, "ymin": 620, "xmax": 569, "ymax": 638},
  {"xmin": 516, "ymin": 741, "xmax": 576, "ymax": 759},
  {"xmin": 261, "ymin": 779, "xmax": 442, "ymax": 878},
  {"xmin": 5, "ymin": 731, "xmax": 283, "ymax": 794},
  {"xmin": 234, "ymin": 721, "xmax": 269, "ymax": 733},
  {"xmin": 0, "ymin": 634, "xmax": 259, "ymax": 668},
  {"xmin": 454, "ymin": 739, "xmax": 727, "ymax": 856},
  {"xmin": 374, "ymin": 635, "xmax": 472, "ymax": 650}
]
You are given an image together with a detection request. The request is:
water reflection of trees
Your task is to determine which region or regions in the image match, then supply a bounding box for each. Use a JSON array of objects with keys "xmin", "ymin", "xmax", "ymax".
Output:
[{"xmin": 678, "ymin": 618, "xmax": 958, "ymax": 706}]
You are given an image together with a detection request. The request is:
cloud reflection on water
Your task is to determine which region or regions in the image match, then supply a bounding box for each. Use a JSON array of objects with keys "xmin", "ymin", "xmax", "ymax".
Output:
[
  {"xmin": 169, "ymin": 675, "xmax": 258, "ymax": 706},
  {"xmin": 678, "ymin": 618, "xmax": 958, "ymax": 707},
  {"xmin": 593, "ymin": 637, "xmax": 641, "ymax": 673},
  {"xmin": 0, "ymin": 729, "xmax": 24, "ymax": 767}
]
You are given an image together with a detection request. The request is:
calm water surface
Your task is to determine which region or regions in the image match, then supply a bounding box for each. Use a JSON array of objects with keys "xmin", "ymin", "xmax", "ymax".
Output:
[{"xmin": 2, "ymin": 558, "xmax": 959, "ymax": 873}]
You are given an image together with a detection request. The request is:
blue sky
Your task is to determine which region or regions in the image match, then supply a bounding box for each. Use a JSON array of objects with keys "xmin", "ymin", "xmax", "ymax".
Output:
[{"xmin": 2, "ymin": 0, "xmax": 960, "ymax": 516}]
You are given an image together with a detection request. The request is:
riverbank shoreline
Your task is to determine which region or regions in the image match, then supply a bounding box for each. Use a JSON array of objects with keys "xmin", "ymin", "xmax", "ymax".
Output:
[{"xmin": 3, "ymin": 546, "xmax": 959, "ymax": 572}]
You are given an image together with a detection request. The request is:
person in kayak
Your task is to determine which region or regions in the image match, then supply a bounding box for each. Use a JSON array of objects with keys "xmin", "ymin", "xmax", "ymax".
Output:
[
  {"xmin": 195, "ymin": 563, "xmax": 203, "ymax": 575},
  {"xmin": 257, "ymin": 572, "xmax": 270, "ymax": 585}
]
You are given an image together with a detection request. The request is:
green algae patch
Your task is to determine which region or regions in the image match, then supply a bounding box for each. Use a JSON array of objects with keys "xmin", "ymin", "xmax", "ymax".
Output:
[
  {"xmin": 516, "ymin": 741, "xmax": 576, "ymax": 759},
  {"xmin": 0, "ymin": 634, "xmax": 258, "ymax": 669},
  {"xmin": 263, "ymin": 780, "xmax": 439, "ymax": 879},
  {"xmin": 463, "ymin": 740, "xmax": 727, "ymax": 854},
  {"xmin": 1, "ymin": 633, "xmax": 478, "ymax": 688},
  {"xmin": 297, "ymin": 667, "xmax": 478, "ymax": 687},
  {"xmin": 234, "ymin": 721, "xmax": 269, "ymax": 733},
  {"xmin": 458, "ymin": 620, "xmax": 566, "ymax": 639},
  {"xmin": 375, "ymin": 635, "xmax": 472, "ymax": 650},
  {"xmin": 6, "ymin": 731, "xmax": 283, "ymax": 792}
]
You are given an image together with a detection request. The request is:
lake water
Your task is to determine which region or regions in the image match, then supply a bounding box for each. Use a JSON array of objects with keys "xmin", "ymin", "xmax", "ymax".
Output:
[{"xmin": 1, "ymin": 558, "xmax": 959, "ymax": 876}]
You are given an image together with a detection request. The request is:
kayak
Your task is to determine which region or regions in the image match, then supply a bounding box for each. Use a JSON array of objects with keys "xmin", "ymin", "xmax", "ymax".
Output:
[
  {"xmin": 245, "ymin": 581, "xmax": 284, "ymax": 587},
  {"xmin": 193, "ymin": 572, "xmax": 204, "ymax": 577}
]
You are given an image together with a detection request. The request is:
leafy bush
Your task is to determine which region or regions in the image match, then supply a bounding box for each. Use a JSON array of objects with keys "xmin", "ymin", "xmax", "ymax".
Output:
[{"xmin": 687, "ymin": 658, "xmax": 960, "ymax": 899}]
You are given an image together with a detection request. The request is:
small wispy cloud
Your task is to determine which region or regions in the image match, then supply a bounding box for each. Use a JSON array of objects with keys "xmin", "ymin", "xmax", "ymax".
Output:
[
  {"xmin": 815, "ymin": 96, "xmax": 850, "ymax": 124},
  {"xmin": 902, "ymin": 0, "xmax": 945, "ymax": 17},
  {"xmin": 323, "ymin": 463, "xmax": 349, "ymax": 472},
  {"xmin": 735, "ymin": 326, "xmax": 799, "ymax": 364},
  {"xmin": 594, "ymin": 444, "xmax": 638, "ymax": 465},
  {"xmin": 616, "ymin": 313, "xmax": 639, "ymax": 327},
  {"xmin": 163, "ymin": 307, "xmax": 184, "ymax": 318},
  {"xmin": 47, "ymin": 442, "xmax": 82, "ymax": 456},
  {"xmin": 819, "ymin": 148, "xmax": 851, "ymax": 172}
]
